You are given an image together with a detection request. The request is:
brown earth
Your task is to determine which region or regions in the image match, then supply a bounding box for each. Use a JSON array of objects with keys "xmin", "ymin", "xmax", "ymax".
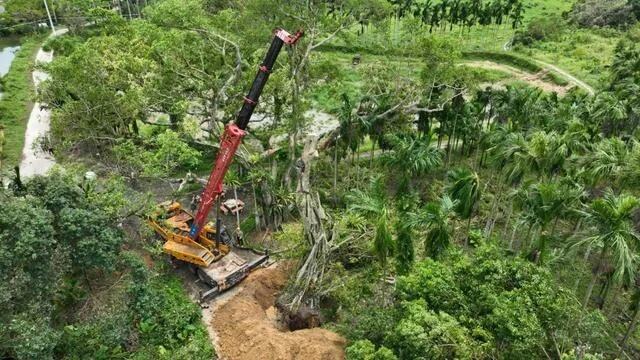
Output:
[{"xmin": 210, "ymin": 264, "xmax": 346, "ymax": 360}]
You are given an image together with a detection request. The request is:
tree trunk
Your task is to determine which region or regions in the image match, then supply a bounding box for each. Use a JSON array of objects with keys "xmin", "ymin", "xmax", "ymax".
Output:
[
  {"xmin": 584, "ymin": 247, "xmax": 607, "ymax": 309},
  {"xmin": 446, "ymin": 115, "xmax": 458, "ymax": 169},
  {"xmin": 502, "ymin": 201, "xmax": 513, "ymax": 239},
  {"xmin": 509, "ymin": 222, "xmax": 519, "ymax": 251},
  {"xmin": 369, "ymin": 139, "xmax": 375, "ymax": 169},
  {"xmin": 252, "ymin": 183, "xmax": 261, "ymax": 231},
  {"xmin": 465, "ymin": 216, "xmax": 472, "ymax": 246},
  {"xmin": 485, "ymin": 184, "xmax": 502, "ymax": 238},
  {"xmin": 333, "ymin": 143, "xmax": 338, "ymax": 206},
  {"xmin": 619, "ymin": 296, "xmax": 640, "ymax": 356},
  {"xmin": 125, "ymin": 0, "xmax": 133, "ymax": 19}
]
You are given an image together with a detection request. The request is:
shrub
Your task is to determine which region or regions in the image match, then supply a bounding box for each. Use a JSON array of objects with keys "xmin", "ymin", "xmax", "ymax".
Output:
[
  {"xmin": 513, "ymin": 15, "xmax": 565, "ymax": 45},
  {"xmin": 346, "ymin": 340, "xmax": 397, "ymax": 360},
  {"xmin": 569, "ymin": 0, "xmax": 637, "ymax": 28}
]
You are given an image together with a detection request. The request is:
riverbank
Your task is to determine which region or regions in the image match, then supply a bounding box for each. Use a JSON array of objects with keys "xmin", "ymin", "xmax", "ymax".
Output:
[{"xmin": 0, "ymin": 34, "xmax": 47, "ymax": 169}]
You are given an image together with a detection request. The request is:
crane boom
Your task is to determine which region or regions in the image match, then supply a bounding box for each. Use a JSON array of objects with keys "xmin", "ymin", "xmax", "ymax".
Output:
[{"xmin": 189, "ymin": 28, "xmax": 303, "ymax": 240}]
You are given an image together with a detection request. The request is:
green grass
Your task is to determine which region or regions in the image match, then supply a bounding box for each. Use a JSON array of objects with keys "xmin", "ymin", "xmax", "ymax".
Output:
[
  {"xmin": 515, "ymin": 27, "xmax": 620, "ymax": 88},
  {"xmin": 0, "ymin": 35, "xmax": 47, "ymax": 168},
  {"xmin": 461, "ymin": 65, "xmax": 514, "ymax": 83},
  {"xmin": 463, "ymin": 51, "xmax": 544, "ymax": 73}
]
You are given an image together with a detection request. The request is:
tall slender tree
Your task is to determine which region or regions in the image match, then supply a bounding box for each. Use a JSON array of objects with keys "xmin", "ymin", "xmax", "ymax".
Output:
[{"xmin": 572, "ymin": 191, "xmax": 640, "ymax": 309}]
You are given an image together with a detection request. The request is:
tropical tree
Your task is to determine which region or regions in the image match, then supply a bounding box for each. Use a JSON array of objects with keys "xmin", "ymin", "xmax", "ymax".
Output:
[
  {"xmin": 518, "ymin": 181, "xmax": 583, "ymax": 263},
  {"xmin": 591, "ymin": 92, "xmax": 628, "ymax": 137},
  {"xmin": 395, "ymin": 219, "xmax": 414, "ymax": 275},
  {"xmin": 446, "ymin": 167, "xmax": 481, "ymax": 244},
  {"xmin": 572, "ymin": 191, "xmax": 640, "ymax": 309},
  {"xmin": 348, "ymin": 177, "xmax": 394, "ymax": 271},
  {"xmin": 409, "ymin": 195, "xmax": 457, "ymax": 259},
  {"xmin": 578, "ymin": 137, "xmax": 630, "ymax": 188},
  {"xmin": 525, "ymin": 130, "xmax": 569, "ymax": 179},
  {"xmin": 382, "ymin": 132, "xmax": 443, "ymax": 191}
]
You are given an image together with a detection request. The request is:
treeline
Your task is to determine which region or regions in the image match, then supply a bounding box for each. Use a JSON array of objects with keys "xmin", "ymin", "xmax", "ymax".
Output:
[{"xmin": 389, "ymin": 0, "xmax": 525, "ymax": 31}]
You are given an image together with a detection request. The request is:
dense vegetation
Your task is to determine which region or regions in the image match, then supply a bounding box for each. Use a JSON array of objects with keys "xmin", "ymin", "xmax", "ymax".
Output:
[
  {"xmin": 3, "ymin": 0, "xmax": 640, "ymax": 359},
  {"xmin": 0, "ymin": 170, "xmax": 214, "ymax": 359}
]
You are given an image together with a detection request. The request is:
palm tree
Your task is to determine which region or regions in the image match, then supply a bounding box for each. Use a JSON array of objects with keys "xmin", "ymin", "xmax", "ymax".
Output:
[
  {"xmin": 592, "ymin": 92, "xmax": 628, "ymax": 137},
  {"xmin": 337, "ymin": 93, "xmax": 363, "ymax": 180},
  {"xmin": 347, "ymin": 176, "xmax": 394, "ymax": 270},
  {"xmin": 409, "ymin": 195, "xmax": 457, "ymax": 259},
  {"xmin": 382, "ymin": 132, "xmax": 443, "ymax": 191},
  {"xmin": 525, "ymin": 131, "xmax": 569, "ymax": 179},
  {"xmin": 446, "ymin": 167, "xmax": 481, "ymax": 244},
  {"xmin": 395, "ymin": 218, "xmax": 414, "ymax": 274},
  {"xmin": 572, "ymin": 191, "xmax": 640, "ymax": 309},
  {"xmin": 579, "ymin": 137, "xmax": 630, "ymax": 189},
  {"xmin": 519, "ymin": 181, "xmax": 584, "ymax": 263},
  {"xmin": 622, "ymin": 141, "xmax": 640, "ymax": 189},
  {"xmin": 483, "ymin": 129, "xmax": 526, "ymax": 238}
]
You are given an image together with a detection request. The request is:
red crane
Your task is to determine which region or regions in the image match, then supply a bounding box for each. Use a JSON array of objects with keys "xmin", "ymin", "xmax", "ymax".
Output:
[{"xmin": 189, "ymin": 28, "xmax": 303, "ymax": 240}]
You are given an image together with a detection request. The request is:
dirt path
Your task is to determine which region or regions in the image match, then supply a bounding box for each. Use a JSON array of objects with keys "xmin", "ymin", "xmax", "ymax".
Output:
[
  {"xmin": 19, "ymin": 28, "xmax": 67, "ymax": 178},
  {"xmin": 532, "ymin": 59, "xmax": 595, "ymax": 96},
  {"xmin": 462, "ymin": 60, "xmax": 570, "ymax": 95},
  {"xmin": 206, "ymin": 264, "xmax": 345, "ymax": 360}
]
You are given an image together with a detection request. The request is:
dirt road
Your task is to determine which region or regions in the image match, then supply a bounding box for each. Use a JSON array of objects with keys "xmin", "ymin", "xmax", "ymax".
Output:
[
  {"xmin": 462, "ymin": 60, "xmax": 571, "ymax": 94},
  {"xmin": 532, "ymin": 59, "xmax": 595, "ymax": 96}
]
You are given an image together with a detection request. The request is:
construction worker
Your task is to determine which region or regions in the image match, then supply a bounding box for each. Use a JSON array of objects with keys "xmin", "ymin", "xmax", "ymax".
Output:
[{"xmin": 190, "ymin": 194, "xmax": 200, "ymax": 213}]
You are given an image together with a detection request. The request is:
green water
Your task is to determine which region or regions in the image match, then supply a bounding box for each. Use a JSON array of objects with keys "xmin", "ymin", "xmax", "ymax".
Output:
[{"xmin": 0, "ymin": 36, "xmax": 21, "ymax": 77}]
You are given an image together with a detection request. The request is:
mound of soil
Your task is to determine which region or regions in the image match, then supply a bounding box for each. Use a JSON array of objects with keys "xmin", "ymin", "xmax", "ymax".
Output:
[{"xmin": 211, "ymin": 265, "xmax": 345, "ymax": 360}]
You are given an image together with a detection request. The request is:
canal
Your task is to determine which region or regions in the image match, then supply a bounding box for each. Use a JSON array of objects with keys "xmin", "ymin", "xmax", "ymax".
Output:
[{"xmin": 0, "ymin": 37, "xmax": 21, "ymax": 98}]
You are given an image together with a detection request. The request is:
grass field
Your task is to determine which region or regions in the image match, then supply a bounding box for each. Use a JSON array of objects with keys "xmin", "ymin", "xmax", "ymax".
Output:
[
  {"xmin": 425, "ymin": 0, "xmax": 617, "ymax": 89},
  {"xmin": 0, "ymin": 35, "xmax": 45, "ymax": 169}
]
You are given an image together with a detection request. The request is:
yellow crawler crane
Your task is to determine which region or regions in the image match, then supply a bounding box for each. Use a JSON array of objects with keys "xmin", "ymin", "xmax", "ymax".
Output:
[{"xmin": 148, "ymin": 28, "xmax": 302, "ymax": 300}]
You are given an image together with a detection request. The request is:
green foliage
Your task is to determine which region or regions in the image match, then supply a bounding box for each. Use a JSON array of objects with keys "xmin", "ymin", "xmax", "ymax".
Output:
[
  {"xmin": 394, "ymin": 220, "xmax": 414, "ymax": 275},
  {"xmin": 409, "ymin": 195, "xmax": 457, "ymax": 259},
  {"xmin": 58, "ymin": 207, "xmax": 124, "ymax": 271},
  {"xmin": 386, "ymin": 300, "xmax": 477, "ymax": 359},
  {"xmin": 513, "ymin": 15, "xmax": 566, "ymax": 45},
  {"xmin": 0, "ymin": 171, "xmax": 213, "ymax": 359},
  {"xmin": 112, "ymin": 130, "xmax": 202, "ymax": 178},
  {"xmin": 43, "ymin": 35, "xmax": 84, "ymax": 56},
  {"xmin": 128, "ymin": 275, "xmax": 214, "ymax": 359},
  {"xmin": 574, "ymin": 190, "xmax": 640, "ymax": 285},
  {"xmin": 340, "ymin": 243, "xmax": 613, "ymax": 358},
  {"xmin": 346, "ymin": 340, "xmax": 398, "ymax": 360},
  {"xmin": 348, "ymin": 176, "xmax": 394, "ymax": 268},
  {"xmin": 570, "ymin": 0, "xmax": 637, "ymax": 28},
  {"xmin": 447, "ymin": 167, "xmax": 481, "ymax": 221},
  {"xmin": 383, "ymin": 133, "xmax": 443, "ymax": 180},
  {"xmin": 142, "ymin": 130, "xmax": 202, "ymax": 176}
]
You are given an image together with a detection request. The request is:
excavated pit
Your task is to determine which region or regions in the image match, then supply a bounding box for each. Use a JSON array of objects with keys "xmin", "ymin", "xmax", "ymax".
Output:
[{"xmin": 210, "ymin": 264, "xmax": 345, "ymax": 360}]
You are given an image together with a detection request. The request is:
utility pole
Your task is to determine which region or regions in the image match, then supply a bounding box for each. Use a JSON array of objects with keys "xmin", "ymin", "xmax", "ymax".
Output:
[{"xmin": 43, "ymin": 0, "xmax": 56, "ymax": 34}]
